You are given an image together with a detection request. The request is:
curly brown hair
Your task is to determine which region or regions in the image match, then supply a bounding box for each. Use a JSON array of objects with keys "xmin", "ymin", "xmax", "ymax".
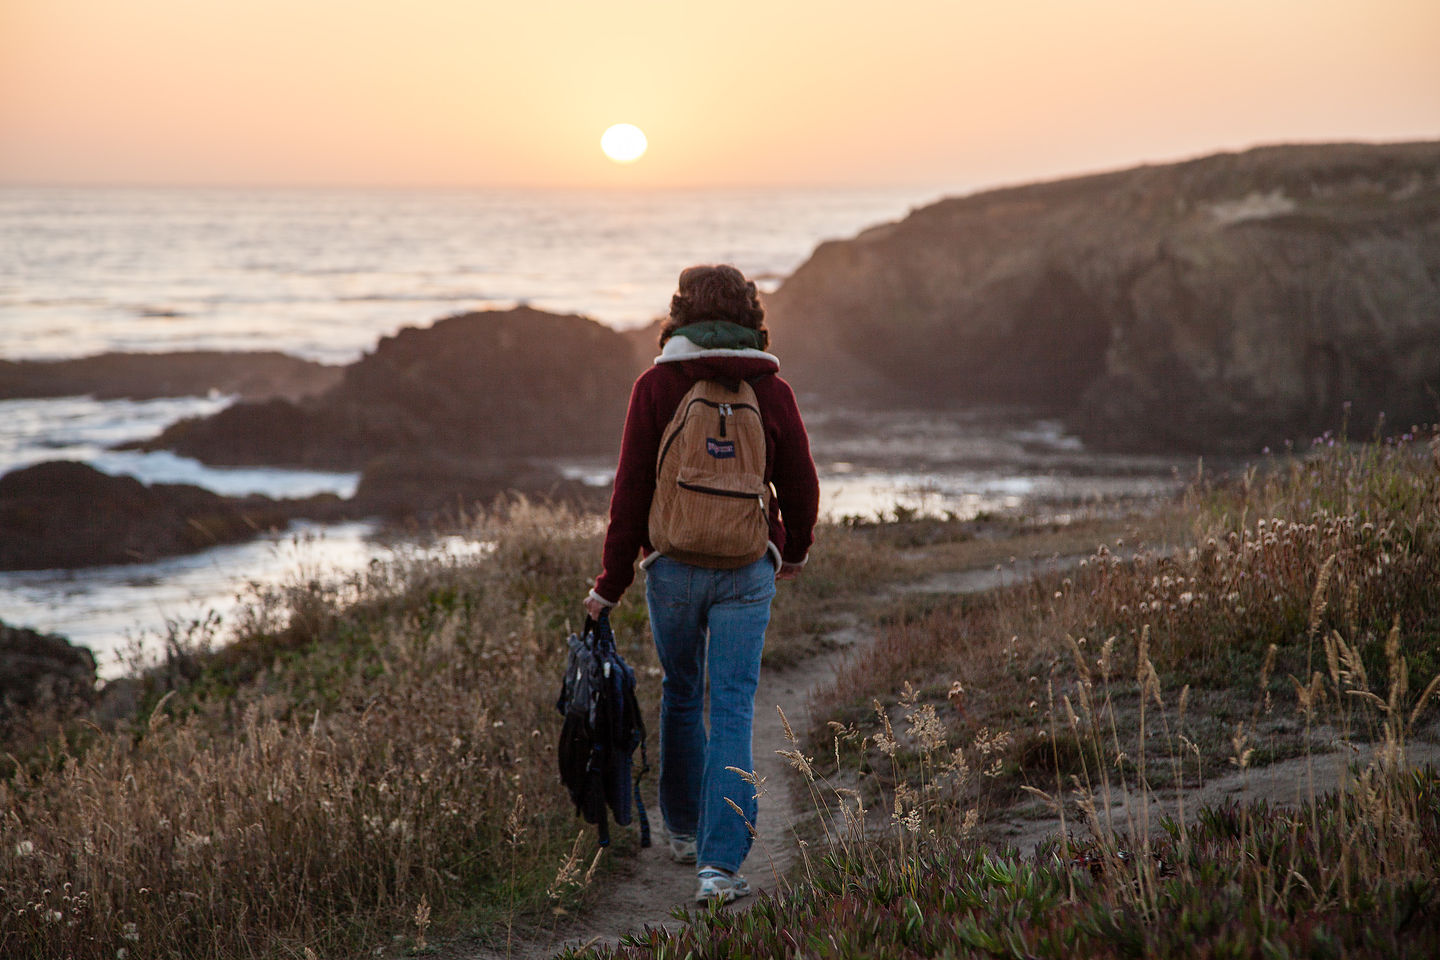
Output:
[{"xmin": 658, "ymin": 264, "xmax": 769, "ymax": 350}]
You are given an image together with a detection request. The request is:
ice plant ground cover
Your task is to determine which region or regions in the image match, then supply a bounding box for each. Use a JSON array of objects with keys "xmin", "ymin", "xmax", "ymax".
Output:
[{"xmin": 567, "ymin": 430, "xmax": 1440, "ymax": 959}]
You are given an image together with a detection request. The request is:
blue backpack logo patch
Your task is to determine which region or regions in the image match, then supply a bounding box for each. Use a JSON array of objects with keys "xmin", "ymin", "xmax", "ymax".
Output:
[{"xmin": 706, "ymin": 438, "xmax": 736, "ymax": 459}]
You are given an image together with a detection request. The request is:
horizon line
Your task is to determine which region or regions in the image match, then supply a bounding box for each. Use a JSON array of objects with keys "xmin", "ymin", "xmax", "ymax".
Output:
[{"xmin": 3, "ymin": 134, "xmax": 1435, "ymax": 198}]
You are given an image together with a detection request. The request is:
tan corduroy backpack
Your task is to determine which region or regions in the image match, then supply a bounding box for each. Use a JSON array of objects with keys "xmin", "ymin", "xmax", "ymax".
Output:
[{"xmin": 648, "ymin": 378, "xmax": 770, "ymax": 568}]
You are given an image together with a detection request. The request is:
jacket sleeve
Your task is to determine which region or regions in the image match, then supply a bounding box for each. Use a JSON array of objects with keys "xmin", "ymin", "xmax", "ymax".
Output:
[
  {"xmin": 592, "ymin": 373, "xmax": 661, "ymax": 604},
  {"xmin": 769, "ymin": 378, "xmax": 820, "ymax": 564}
]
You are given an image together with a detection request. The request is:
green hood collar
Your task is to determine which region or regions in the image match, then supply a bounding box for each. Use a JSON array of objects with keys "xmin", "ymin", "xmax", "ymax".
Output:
[{"xmin": 671, "ymin": 321, "xmax": 764, "ymax": 351}]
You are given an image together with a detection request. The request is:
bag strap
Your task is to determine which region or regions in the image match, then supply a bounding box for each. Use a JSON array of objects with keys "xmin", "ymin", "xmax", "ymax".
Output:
[
  {"xmin": 583, "ymin": 611, "xmax": 616, "ymax": 655},
  {"xmin": 591, "ymin": 752, "xmax": 611, "ymax": 847}
]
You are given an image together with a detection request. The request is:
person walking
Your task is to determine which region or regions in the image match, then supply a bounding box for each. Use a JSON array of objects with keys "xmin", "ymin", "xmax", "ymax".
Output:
[{"xmin": 584, "ymin": 264, "xmax": 820, "ymax": 904}]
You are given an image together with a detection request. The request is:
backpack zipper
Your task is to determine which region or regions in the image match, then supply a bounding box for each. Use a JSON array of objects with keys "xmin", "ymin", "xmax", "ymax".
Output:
[
  {"xmin": 657, "ymin": 398, "xmax": 760, "ymax": 475},
  {"xmin": 677, "ymin": 480, "xmax": 765, "ymax": 508}
]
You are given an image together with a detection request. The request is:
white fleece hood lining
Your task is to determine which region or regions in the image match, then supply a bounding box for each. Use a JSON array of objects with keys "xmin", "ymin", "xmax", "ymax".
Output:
[{"xmin": 654, "ymin": 335, "xmax": 780, "ymax": 367}]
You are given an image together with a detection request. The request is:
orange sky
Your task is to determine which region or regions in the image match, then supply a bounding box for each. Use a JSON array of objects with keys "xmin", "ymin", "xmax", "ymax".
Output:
[{"xmin": 1, "ymin": 0, "xmax": 1436, "ymax": 189}]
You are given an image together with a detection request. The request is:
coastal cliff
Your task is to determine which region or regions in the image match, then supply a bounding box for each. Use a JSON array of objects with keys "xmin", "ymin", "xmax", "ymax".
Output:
[{"xmin": 766, "ymin": 141, "xmax": 1440, "ymax": 452}]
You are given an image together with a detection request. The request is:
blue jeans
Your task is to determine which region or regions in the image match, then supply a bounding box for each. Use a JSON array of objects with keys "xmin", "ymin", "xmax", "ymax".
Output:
[{"xmin": 644, "ymin": 554, "xmax": 776, "ymax": 874}]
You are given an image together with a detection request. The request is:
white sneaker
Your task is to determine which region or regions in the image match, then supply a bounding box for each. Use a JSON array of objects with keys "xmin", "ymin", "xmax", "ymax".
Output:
[
  {"xmin": 667, "ymin": 832, "xmax": 697, "ymax": 864},
  {"xmin": 694, "ymin": 867, "xmax": 751, "ymax": 904}
]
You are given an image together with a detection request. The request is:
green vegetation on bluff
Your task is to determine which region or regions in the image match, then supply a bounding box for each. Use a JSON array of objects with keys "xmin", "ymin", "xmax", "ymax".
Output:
[{"xmin": 571, "ymin": 430, "xmax": 1440, "ymax": 959}]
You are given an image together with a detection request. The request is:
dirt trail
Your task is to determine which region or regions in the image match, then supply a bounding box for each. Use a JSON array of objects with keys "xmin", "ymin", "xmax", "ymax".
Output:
[
  {"xmin": 993, "ymin": 739, "xmax": 1440, "ymax": 858},
  {"xmin": 454, "ymin": 549, "xmax": 1439, "ymax": 959}
]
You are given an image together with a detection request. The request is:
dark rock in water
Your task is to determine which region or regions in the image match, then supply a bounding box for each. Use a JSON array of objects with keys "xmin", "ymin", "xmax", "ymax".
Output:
[
  {"xmin": 766, "ymin": 141, "xmax": 1440, "ymax": 453},
  {"xmin": 0, "ymin": 351, "xmax": 341, "ymax": 402},
  {"xmin": 0, "ymin": 621, "xmax": 97, "ymax": 716},
  {"xmin": 136, "ymin": 308, "xmax": 638, "ymax": 469},
  {"xmin": 123, "ymin": 399, "xmax": 352, "ymax": 468},
  {"xmin": 0, "ymin": 454, "xmax": 602, "ymax": 570},
  {"xmin": 0, "ymin": 461, "xmax": 293, "ymax": 570},
  {"xmin": 351, "ymin": 454, "xmax": 602, "ymax": 520}
]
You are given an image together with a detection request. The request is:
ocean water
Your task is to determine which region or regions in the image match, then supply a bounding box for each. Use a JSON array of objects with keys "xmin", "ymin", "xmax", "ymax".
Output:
[
  {"xmin": 0, "ymin": 185, "xmax": 946, "ymax": 494},
  {"xmin": 0, "ymin": 186, "xmax": 946, "ymax": 362},
  {"xmin": 0, "ymin": 185, "xmax": 1186, "ymax": 671}
]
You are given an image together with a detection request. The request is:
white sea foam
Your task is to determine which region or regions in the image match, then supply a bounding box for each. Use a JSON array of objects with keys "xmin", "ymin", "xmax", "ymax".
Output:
[
  {"xmin": 0, "ymin": 395, "xmax": 357, "ymax": 497},
  {"xmin": 0, "ymin": 522, "xmax": 490, "ymax": 678},
  {"xmin": 87, "ymin": 450, "xmax": 359, "ymax": 499}
]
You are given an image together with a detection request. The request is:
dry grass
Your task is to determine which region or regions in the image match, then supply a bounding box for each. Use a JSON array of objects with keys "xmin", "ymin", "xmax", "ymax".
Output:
[
  {"xmin": 0, "ymin": 498, "xmax": 635, "ymax": 960},
  {"xmin": 1093, "ymin": 440, "xmax": 1440, "ymax": 683}
]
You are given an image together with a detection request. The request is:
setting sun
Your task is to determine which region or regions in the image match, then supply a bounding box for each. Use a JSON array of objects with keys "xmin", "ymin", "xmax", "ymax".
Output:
[{"xmin": 600, "ymin": 124, "xmax": 648, "ymax": 164}]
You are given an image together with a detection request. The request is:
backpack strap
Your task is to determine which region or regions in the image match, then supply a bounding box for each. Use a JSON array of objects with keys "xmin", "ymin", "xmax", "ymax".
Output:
[
  {"xmin": 599, "ymin": 609, "xmax": 653, "ymax": 847},
  {"xmin": 584, "ymin": 612, "xmax": 613, "ymax": 654},
  {"xmin": 587, "ymin": 609, "xmax": 651, "ymax": 848},
  {"xmin": 595, "ymin": 789, "xmax": 611, "ymax": 847},
  {"xmin": 633, "ymin": 739, "xmax": 651, "ymax": 848}
]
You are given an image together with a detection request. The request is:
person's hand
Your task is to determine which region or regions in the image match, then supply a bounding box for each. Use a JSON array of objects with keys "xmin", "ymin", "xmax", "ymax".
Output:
[
  {"xmin": 583, "ymin": 595, "xmax": 609, "ymax": 619},
  {"xmin": 776, "ymin": 562, "xmax": 804, "ymax": 581}
]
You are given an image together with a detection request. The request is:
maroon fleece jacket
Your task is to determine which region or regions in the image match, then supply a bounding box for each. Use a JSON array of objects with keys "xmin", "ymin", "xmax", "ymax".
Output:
[{"xmin": 591, "ymin": 349, "xmax": 819, "ymax": 605}]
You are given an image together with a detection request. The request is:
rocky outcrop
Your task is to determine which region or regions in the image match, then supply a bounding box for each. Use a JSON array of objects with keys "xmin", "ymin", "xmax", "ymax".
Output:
[
  {"xmin": 136, "ymin": 308, "xmax": 639, "ymax": 469},
  {"xmin": 0, "ymin": 351, "xmax": 341, "ymax": 402},
  {"xmin": 622, "ymin": 318, "xmax": 666, "ymax": 362},
  {"xmin": 0, "ymin": 461, "xmax": 295, "ymax": 569},
  {"xmin": 0, "ymin": 455, "xmax": 597, "ymax": 569},
  {"xmin": 766, "ymin": 141, "xmax": 1440, "ymax": 452},
  {"xmin": 0, "ymin": 622, "xmax": 97, "ymax": 718},
  {"xmin": 136, "ymin": 399, "xmax": 340, "ymax": 467}
]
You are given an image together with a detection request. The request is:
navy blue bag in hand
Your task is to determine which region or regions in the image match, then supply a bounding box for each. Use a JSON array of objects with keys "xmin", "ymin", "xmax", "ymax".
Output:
[{"xmin": 556, "ymin": 611, "xmax": 651, "ymax": 847}]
